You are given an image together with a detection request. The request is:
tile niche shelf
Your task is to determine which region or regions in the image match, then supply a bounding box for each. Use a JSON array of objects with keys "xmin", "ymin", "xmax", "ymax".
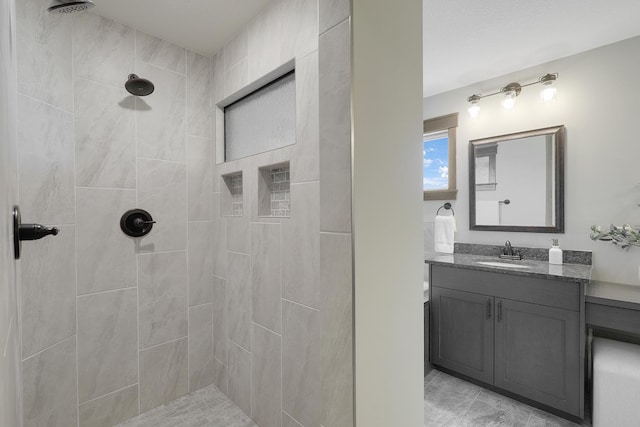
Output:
[
  {"xmin": 222, "ymin": 171, "xmax": 244, "ymax": 217},
  {"xmin": 258, "ymin": 162, "xmax": 290, "ymax": 218}
]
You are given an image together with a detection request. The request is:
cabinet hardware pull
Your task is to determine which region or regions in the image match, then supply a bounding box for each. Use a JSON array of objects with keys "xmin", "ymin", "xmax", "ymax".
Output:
[
  {"xmin": 497, "ymin": 301, "xmax": 502, "ymax": 322},
  {"xmin": 486, "ymin": 299, "xmax": 491, "ymax": 319}
]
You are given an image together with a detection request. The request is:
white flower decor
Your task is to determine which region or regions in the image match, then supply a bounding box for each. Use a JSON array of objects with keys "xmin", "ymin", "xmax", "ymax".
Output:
[{"xmin": 590, "ymin": 224, "xmax": 640, "ymax": 249}]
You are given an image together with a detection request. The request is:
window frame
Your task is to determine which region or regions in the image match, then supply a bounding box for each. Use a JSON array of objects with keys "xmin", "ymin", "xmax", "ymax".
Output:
[{"xmin": 423, "ymin": 113, "xmax": 458, "ymax": 201}]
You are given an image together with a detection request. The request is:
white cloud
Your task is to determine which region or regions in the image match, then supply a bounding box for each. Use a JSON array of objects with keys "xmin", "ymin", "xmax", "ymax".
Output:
[
  {"xmin": 439, "ymin": 166, "xmax": 448, "ymax": 179},
  {"xmin": 424, "ymin": 158, "xmax": 433, "ymax": 167}
]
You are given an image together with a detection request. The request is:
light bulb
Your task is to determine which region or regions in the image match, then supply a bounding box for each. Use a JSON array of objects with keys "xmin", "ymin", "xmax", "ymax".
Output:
[
  {"xmin": 467, "ymin": 95, "xmax": 481, "ymax": 117},
  {"xmin": 540, "ymin": 83, "xmax": 557, "ymax": 102},
  {"xmin": 501, "ymin": 90, "xmax": 516, "ymax": 110}
]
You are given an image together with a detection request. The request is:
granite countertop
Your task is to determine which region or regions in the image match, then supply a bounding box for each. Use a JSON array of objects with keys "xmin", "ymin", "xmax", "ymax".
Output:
[
  {"xmin": 424, "ymin": 251, "xmax": 592, "ymax": 283},
  {"xmin": 586, "ymin": 280, "xmax": 640, "ymax": 310}
]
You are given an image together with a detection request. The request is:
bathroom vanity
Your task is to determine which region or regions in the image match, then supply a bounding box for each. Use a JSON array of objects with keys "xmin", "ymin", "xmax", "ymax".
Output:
[{"xmin": 425, "ymin": 252, "xmax": 592, "ymax": 420}]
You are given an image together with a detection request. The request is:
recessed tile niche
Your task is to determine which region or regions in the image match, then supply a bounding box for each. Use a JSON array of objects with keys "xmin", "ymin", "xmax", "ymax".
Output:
[
  {"xmin": 258, "ymin": 162, "xmax": 290, "ymax": 217},
  {"xmin": 222, "ymin": 172, "xmax": 243, "ymax": 216}
]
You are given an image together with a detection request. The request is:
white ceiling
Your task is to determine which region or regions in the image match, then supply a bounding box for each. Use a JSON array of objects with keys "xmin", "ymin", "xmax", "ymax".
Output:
[
  {"xmin": 90, "ymin": 0, "xmax": 271, "ymax": 57},
  {"xmin": 90, "ymin": 0, "xmax": 640, "ymax": 97}
]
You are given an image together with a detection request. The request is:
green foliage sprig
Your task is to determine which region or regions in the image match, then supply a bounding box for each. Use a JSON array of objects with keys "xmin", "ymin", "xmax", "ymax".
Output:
[{"xmin": 590, "ymin": 224, "xmax": 640, "ymax": 249}]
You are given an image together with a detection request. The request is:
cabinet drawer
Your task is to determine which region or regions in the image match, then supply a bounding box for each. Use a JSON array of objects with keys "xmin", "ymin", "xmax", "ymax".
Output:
[{"xmin": 431, "ymin": 265, "xmax": 580, "ymax": 311}]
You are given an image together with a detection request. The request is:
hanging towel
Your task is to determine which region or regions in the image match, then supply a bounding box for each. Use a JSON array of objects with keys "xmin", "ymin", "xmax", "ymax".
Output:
[{"xmin": 434, "ymin": 215, "xmax": 456, "ymax": 253}]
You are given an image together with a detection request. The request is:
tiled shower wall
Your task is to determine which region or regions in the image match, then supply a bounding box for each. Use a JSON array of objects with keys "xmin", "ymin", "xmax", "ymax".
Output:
[
  {"xmin": 16, "ymin": 1, "xmax": 214, "ymax": 426},
  {"xmin": 0, "ymin": 0, "xmax": 21, "ymax": 426},
  {"xmin": 210, "ymin": 0, "xmax": 354, "ymax": 426}
]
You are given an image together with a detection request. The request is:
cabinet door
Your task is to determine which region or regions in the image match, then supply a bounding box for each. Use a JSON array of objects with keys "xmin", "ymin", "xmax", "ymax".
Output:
[
  {"xmin": 431, "ymin": 286, "xmax": 494, "ymax": 384},
  {"xmin": 494, "ymin": 298, "xmax": 580, "ymax": 416}
]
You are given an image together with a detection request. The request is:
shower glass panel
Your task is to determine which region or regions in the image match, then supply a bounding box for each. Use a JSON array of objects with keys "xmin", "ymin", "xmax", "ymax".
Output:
[{"xmin": 224, "ymin": 71, "xmax": 296, "ymax": 161}]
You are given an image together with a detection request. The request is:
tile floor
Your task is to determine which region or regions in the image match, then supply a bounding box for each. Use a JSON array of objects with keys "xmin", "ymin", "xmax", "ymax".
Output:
[
  {"xmin": 115, "ymin": 384, "xmax": 256, "ymax": 427},
  {"xmin": 424, "ymin": 369, "xmax": 589, "ymax": 427},
  {"xmin": 115, "ymin": 368, "xmax": 588, "ymax": 427}
]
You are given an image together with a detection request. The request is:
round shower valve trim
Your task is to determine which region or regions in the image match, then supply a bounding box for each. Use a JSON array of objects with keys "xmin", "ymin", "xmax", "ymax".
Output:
[{"xmin": 120, "ymin": 209, "xmax": 156, "ymax": 237}]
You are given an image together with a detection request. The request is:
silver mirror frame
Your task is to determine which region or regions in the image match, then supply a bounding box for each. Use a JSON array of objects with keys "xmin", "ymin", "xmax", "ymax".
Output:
[{"xmin": 469, "ymin": 125, "xmax": 565, "ymax": 233}]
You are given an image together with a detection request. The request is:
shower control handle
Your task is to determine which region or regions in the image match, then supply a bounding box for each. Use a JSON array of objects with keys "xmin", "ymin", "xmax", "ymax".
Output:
[
  {"xmin": 19, "ymin": 223, "xmax": 59, "ymax": 241},
  {"xmin": 132, "ymin": 218, "xmax": 156, "ymax": 227}
]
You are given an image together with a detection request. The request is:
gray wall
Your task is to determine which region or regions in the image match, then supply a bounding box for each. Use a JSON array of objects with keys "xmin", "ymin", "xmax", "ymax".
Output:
[
  {"xmin": 0, "ymin": 0, "xmax": 21, "ymax": 425},
  {"xmin": 15, "ymin": 1, "xmax": 214, "ymax": 425},
  {"xmin": 210, "ymin": 0, "xmax": 354, "ymax": 426},
  {"xmin": 424, "ymin": 36, "xmax": 640, "ymax": 285}
]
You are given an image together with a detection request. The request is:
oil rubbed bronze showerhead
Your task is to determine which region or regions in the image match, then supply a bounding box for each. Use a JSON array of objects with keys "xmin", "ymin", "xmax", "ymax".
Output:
[
  {"xmin": 125, "ymin": 74, "xmax": 155, "ymax": 97},
  {"xmin": 48, "ymin": 0, "xmax": 95, "ymax": 14}
]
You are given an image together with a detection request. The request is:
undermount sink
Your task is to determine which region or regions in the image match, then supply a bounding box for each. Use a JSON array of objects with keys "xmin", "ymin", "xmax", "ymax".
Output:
[{"xmin": 476, "ymin": 261, "xmax": 532, "ymax": 269}]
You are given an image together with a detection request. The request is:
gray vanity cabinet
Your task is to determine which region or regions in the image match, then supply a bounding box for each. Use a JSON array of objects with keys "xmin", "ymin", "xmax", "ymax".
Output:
[
  {"xmin": 494, "ymin": 298, "xmax": 580, "ymax": 415},
  {"xmin": 429, "ymin": 264, "xmax": 583, "ymax": 418},
  {"xmin": 431, "ymin": 287, "xmax": 494, "ymax": 384}
]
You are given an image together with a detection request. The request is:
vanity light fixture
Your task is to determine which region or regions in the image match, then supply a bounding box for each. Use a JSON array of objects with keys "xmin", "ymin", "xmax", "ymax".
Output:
[{"xmin": 467, "ymin": 73, "xmax": 559, "ymax": 117}]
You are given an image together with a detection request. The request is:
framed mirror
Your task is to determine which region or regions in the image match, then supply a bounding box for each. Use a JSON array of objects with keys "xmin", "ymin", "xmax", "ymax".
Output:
[{"xmin": 469, "ymin": 125, "xmax": 565, "ymax": 233}]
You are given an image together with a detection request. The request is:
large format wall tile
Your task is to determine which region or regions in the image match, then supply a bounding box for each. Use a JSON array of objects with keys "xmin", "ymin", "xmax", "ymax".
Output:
[
  {"xmin": 251, "ymin": 223, "xmax": 281, "ymax": 333},
  {"xmin": 74, "ymin": 78, "xmax": 136, "ymax": 188},
  {"xmin": 17, "ymin": 94, "xmax": 75, "ymax": 225},
  {"xmin": 211, "ymin": 53, "xmax": 224, "ymax": 104},
  {"xmin": 319, "ymin": 20, "xmax": 352, "ymax": 233},
  {"xmin": 78, "ymin": 384, "xmax": 139, "ymax": 427},
  {"xmin": 187, "ymin": 52, "xmax": 212, "ymax": 138},
  {"xmin": 138, "ymin": 251, "xmax": 188, "ymax": 348},
  {"xmin": 16, "ymin": 0, "xmax": 72, "ymax": 111},
  {"xmin": 319, "ymin": 0, "xmax": 351, "ymax": 35},
  {"xmin": 227, "ymin": 340, "xmax": 251, "ymax": 416},
  {"xmin": 137, "ymin": 158, "xmax": 187, "ymax": 252},
  {"xmin": 72, "ymin": 12, "xmax": 135, "ymax": 87},
  {"xmin": 283, "ymin": 412, "xmax": 304, "ymax": 427},
  {"xmin": 136, "ymin": 31, "xmax": 186, "ymax": 75},
  {"xmin": 247, "ymin": 4, "xmax": 280, "ymax": 81},
  {"xmin": 78, "ymin": 288, "xmax": 138, "ymax": 403},
  {"xmin": 187, "ymin": 135, "xmax": 213, "ymax": 221},
  {"xmin": 188, "ymin": 221, "xmax": 213, "ymax": 306},
  {"xmin": 223, "ymin": 30, "xmax": 248, "ymax": 72},
  {"xmin": 282, "ymin": 300, "xmax": 321, "ymax": 427},
  {"xmin": 227, "ymin": 216, "xmax": 250, "ymax": 254},
  {"xmin": 136, "ymin": 62, "xmax": 186, "ymax": 162},
  {"xmin": 252, "ymin": 324, "xmax": 282, "ymax": 427},
  {"xmin": 139, "ymin": 337, "xmax": 188, "ymax": 413},
  {"xmin": 21, "ymin": 225, "xmax": 75, "ymax": 358},
  {"xmin": 282, "ymin": 182, "xmax": 320, "ymax": 308},
  {"xmin": 188, "ymin": 304, "xmax": 214, "ymax": 392},
  {"xmin": 320, "ymin": 232, "xmax": 353, "ymax": 427},
  {"xmin": 225, "ymin": 58, "xmax": 248, "ymax": 99},
  {"xmin": 23, "ymin": 336, "xmax": 77, "ymax": 427},
  {"xmin": 212, "ymin": 276, "xmax": 228, "ymax": 363},
  {"xmin": 227, "ymin": 252, "xmax": 251, "ymax": 351},
  {"xmin": 213, "ymin": 357, "xmax": 229, "ymax": 395},
  {"xmin": 292, "ymin": 51, "xmax": 319, "ymax": 183},
  {"xmin": 76, "ymin": 188, "xmax": 137, "ymax": 295},
  {"xmin": 279, "ymin": 0, "xmax": 318, "ymax": 61}
]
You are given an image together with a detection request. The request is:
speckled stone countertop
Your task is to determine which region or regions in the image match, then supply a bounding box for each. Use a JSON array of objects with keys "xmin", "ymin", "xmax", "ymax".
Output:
[{"xmin": 424, "ymin": 251, "xmax": 592, "ymax": 283}]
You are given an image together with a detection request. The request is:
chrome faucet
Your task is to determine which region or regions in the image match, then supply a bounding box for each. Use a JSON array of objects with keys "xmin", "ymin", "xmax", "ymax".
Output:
[{"xmin": 499, "ymin": 240, "xmax": 522, "ymax": 260}]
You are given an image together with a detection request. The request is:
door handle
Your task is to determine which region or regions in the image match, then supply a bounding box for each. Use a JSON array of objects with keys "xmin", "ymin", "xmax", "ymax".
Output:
[
  {"xmin": 497, "ymin": 300, "xmax": 502, "ymax": 322},
  {"xmin": 13, "ymin": 205, "xmax": 59, "ymax": 260},
  {"xmin": 486, "ymin": 299, "xmax": 492, "ymax": 319}
]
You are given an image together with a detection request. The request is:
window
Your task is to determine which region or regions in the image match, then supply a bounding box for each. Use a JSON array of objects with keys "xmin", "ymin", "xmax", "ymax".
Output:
[
  {"xmin": 423, "ymin": 113, "xmax": 458, "ymax": 200},
  {"xmin": 224, "ymin": 71, "xmax": 296, "ymax": 161}
]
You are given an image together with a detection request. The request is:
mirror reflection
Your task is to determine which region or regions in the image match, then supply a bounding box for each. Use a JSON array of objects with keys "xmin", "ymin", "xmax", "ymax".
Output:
[{"xmin": 469, "ymin": 125, "xmax": 564, "ymax": 233}]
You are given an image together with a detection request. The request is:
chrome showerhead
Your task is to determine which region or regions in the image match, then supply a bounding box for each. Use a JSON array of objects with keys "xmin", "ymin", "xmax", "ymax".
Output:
[
  {"xmin": 48, "ymin": 0, "xmax": 95, "ymax": 14},
  {"xmin": 125, "ymin": 74, "xmax": 155, "ymax": 97}
]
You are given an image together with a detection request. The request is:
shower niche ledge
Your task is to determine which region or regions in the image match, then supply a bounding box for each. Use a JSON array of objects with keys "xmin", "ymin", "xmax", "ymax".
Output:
[
  {"xmin": 258, "ymin": 161, "xmax": 290, "ymax": 218},
  {"xmin": 222, "ymin": 171, "xmax": 244, "ymax": 217}
]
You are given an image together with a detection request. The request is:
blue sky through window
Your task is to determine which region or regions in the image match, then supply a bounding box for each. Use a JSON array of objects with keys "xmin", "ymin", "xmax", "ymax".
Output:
[{"xmin": 423, "ymin": 136, "xmax": 449, "ymax": 190}]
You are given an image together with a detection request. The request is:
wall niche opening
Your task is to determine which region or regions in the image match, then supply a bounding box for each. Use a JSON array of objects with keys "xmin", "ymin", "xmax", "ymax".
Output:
[
  {"xmin": 222, "ymin": 171, "xmax": 244, "ymax": 217},
  {"xmin": 258, "ymin": 162, "xmax": 290, "ymax": 218}
]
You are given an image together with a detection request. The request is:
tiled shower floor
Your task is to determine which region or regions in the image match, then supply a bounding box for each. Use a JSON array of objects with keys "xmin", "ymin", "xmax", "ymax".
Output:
[
  {"xmin": 115, "ymin": 368, "xmax": 588, "ymax": 427},
  {"xmin": 424, "ymin": 369, "xmax": 589, "ymax": 427},
  {"xmin": 115, "ymin": 384, "xmax": 256, "ymax": 427}
]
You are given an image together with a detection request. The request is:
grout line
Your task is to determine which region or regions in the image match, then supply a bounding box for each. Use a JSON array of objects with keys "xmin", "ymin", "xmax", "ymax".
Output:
[
  {"xmin": 2, "ymin": 317, "xmax": 12, "ymax": 357},
  {"xmin": 75, "ymin": 186, "xmax": 136, "ymax": 191},
  {"xmin": 282, "ymin": 410, "xmax": 305, "ymax": 427},
  {"xmin": 137, "ymin": 249, "xmax": 187, "ymax": 256},
  {"xmin": 134, "ymin": 26, "xmax": 141, "ymax": 417},
  {"xmin": 78, "ymin": 383, "xmax": 139, "ymax": 407},
  {"xmin": 16, "ymin": 92, "xmax": 73, "ymax": 115},
  {"xmin": 136, "ymin": 155, "xmax": 186, "ymax": 165},
  {"xmin": 185, "ymin": 51, "xmax": 191, "ymax": 394},
  {"xmin": 22, "ymin": 334, "xmax": 75, "ymax": 362},
  {"xmin": 138, "ymin": 335, "xmax": 188, "ymax": 353},
  {"xmin": 320, "ymin": 231, "xmax": 351, "ymax": 236},
  {"xmin": 281, "ymin": 297, "xmax": 320, "ymax": 313},
  {"xmin": 76, "ymin": 286, "xmax": 137, "ymax": 299}
]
